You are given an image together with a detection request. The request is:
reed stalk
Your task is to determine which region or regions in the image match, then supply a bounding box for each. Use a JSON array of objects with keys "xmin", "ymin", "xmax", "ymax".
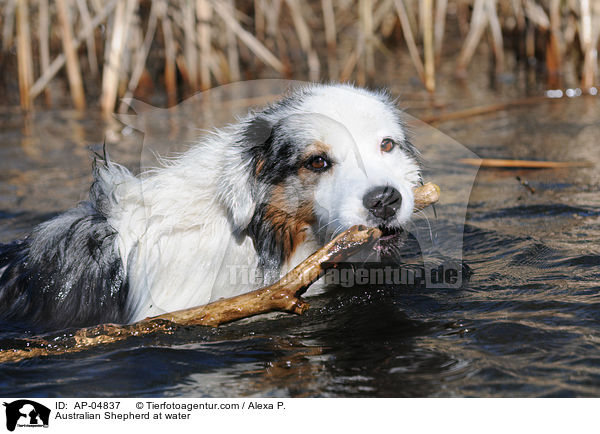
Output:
[
  {"xmin": 2, "ymin": 0, "xmax": 600, "ymax": 111},
  {"xmin": 404, "ymin": 0, "xmax": 418, "ymax": 39},
  {"xmin": 38, "ymin": 0, "xmax": 51, "ymax": 105},
  {"xmin": 197, "ymin": 0, "xmax": 212, "ymax": 90},
  {"xmin": 157, "ymin": 0, "xmax": 177, "ymax": 106},
  {"xmin": 183, "ymin": 0, "xmax": 198, "ymax": 90},
  {"xmin": 457, "ymin": 0, "xmax": 487, "ymax": 75},
  {"xmin": 360, "ymin": 0, "xmax": 375, "ymax": 79},
  {"xmin": 393, "ymin": 0, "xmax": 425, "ymax": 83},
  {"xmin": 510, "ymin": 0, "xmax": 525, "ymax": 32},
  {"xmin": 56, "ymin": 0, "xmax": 86, "ymax": 109},
  {"xmin": 580, "ymin": 0, "xmax": 598, "ymax": 90},
  {"xmin": 339, "ymin": 48, "xmax": 359, "ymax": 82},
  {"xmin": 422, "ymin": 0, "xmax": 435, "ymax": 92},
  {"xmin": 434, "ymin": 0, "xmax": 448, "ymax": 64},
  {"xmin": 486, "ymin": 0, "xmax": 504, "ymax": 74},
  {"xmin": 29, "ymin": 0, "xmax": 118, "ymax": 100},
  {"xmin": 254, "ymin": 0, "xmax": 265, "ymax": 41},
  {"xmin": 286, "ymin": 0, "xmax": 320, "ymax": 81},
  {"xmin": 100, "ymin": 0, "xmax": 137, "ymax": 115},
  {"xmin": 76, "ymin": 0, "xmax": 99, "ymax": 76},
  {"xmin": 212, "ymin": 0, "xmax": 284, "ymax": 73},
  {"xmin": 225, "ymin": 0, "xmax": 241, "ymax": 81},
  {"xmin": 118, "ymin": 0, "xmax": 158, "ymax": 112},
  {"xmin": 2, "ymin": 0, "xmax": 16, "ymax": 52},
  {"xmin": 546, "ymin": 0, "xmax": 563, "ymax": 85},
  {"xmin": 376, "ymin": 0, "xmax": 397, "ymax": 38},
  {"xmin": 524, "ymin": 0, "xmax": 549, "ymax": 29},
  {"xmin": 321, "ymin": 0, "xmax": 338, "ymax": 79},
  {"xmin": 16, "ymin": 0, "xmax": 33, "ymax": 110},
  {"xmin": 263, "ymin": 0, "xmax": 283, "ymax": 64}
]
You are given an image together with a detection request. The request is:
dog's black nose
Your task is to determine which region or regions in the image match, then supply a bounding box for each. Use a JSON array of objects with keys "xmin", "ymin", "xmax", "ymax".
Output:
[{"xmin": 362, "ymin": 186, "xmax": 402, "ymax": 220}]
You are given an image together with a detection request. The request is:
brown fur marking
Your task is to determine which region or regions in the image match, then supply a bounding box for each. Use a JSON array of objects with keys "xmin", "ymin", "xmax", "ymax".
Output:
[
  {"xmin": 263, "ymin": 141, "xmax": 331, "ymax": 263},
  {"xmin": 255, "ymin": 158, "xmax": 265, "ymax": 176},
  {"xmin": 265, "ymin": 185, "xmax": 315, "ymax": 263}
]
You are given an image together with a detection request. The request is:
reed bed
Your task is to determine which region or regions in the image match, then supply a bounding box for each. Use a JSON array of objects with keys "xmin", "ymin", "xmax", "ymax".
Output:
[{"xmin": 1, "ymin": 0, "xmax": 599, "ymax": 115}]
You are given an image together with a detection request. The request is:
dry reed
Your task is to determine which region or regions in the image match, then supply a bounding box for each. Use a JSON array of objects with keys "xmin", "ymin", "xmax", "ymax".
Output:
[
  {"xmin": 1, "ymin": 0, "xmax": 599, "ymax": 113},
  {"xmin": 56, "ymin": 0, "xmax": 86, "ymax": 109},
  {"xmin": 38, "ymin": 0, "xmax": 51, "ymax": 105},
  {"xmin": 15, "ymin": 0, "xmax": 33, "ymax": 110}
]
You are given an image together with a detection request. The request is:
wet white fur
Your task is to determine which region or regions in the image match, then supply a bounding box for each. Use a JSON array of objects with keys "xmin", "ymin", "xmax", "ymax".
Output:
[{"xmin": 96, "ymin": 84, "xmax": 421, "ymax": 321}]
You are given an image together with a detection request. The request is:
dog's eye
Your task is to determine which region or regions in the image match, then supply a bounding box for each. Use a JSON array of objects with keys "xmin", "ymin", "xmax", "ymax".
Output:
[
  {"xmin": 305, "ymin": 155, "xmax": 330, "ymax": 172},
  {"xmin": 381, "ymin": 138, "xmax": 396, "ymax": 153}
]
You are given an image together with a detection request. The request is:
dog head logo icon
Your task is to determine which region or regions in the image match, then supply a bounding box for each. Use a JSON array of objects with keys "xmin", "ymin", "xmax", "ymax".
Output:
[{"xmin": 3, "ymin": 400, "xmax": 50, "ymax": 431}]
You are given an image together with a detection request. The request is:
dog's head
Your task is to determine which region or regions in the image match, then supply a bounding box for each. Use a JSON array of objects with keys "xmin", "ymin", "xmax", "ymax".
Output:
[{"xmin": 219, "ymin": 84, "xmax": 421, "ymax": 269}]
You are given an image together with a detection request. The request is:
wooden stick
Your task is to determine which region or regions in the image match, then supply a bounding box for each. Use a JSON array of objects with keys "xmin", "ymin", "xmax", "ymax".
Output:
[
  {"xmin": 156, "ymin": 225, "xmax": 382, "ymax": 326},
  {"xmin": 56, "ymin": 0, "xmax": 86, "ymax": 110},
  {"xmin": 0, "ymin": 183, "xmax": 440, "ymax": 363},
  {"xmin": 422, "ymin": 95, "xmax": 550, "ymax": 123},
  {"xmin": 157, "ymin": 182, "xmax": 440, "ymax": 327},
  {"xmin": 414, "ymin": 181, "xmax": 440, "ymax": 209},
  {"xmin": 460, "ymin": 158, "xmax": 594, "ymax": 169},
  {"xmin": 158, "ymin": 182, "xmax": 439, "ymax": 327},
  {"xmin": 16, "ymin": 0, "xmax": 34, "ymax": 110}
]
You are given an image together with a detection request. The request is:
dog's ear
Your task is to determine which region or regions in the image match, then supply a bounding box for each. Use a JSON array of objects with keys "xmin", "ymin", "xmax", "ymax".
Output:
[{"xmin": 217, "ymin": 115, "xmax": 274, "ymax": 236}]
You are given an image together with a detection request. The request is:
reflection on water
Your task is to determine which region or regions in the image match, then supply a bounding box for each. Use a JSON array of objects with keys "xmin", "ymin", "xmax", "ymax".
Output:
[{"xmin": 0, "ymin": 87, "xmax": 599, "ymax": 396}]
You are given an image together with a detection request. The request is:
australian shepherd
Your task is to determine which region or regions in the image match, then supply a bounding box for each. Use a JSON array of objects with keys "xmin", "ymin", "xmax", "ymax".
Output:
[{"xmin": 0, "ymin": 83, "xmax": 421, "ymax": 331}]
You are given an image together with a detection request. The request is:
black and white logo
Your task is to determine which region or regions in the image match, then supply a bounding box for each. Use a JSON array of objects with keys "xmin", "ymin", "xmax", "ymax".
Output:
[{"xmin": 3, "ymin": 400, "xmax": 50, "ymax": 431}]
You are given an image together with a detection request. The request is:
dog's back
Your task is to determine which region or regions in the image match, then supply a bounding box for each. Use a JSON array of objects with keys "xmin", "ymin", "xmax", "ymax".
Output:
[{"xmin": 0, "ymin": 161, "xmax": 129, "ymax": 331}]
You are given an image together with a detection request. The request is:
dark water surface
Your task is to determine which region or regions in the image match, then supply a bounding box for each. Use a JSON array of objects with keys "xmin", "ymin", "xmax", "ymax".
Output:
[{"xmin": 0, "ymin": 91, "xmax": 599, "ymax": 397}]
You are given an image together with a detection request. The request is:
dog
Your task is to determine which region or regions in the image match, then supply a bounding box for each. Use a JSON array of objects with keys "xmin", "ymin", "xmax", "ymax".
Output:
[{"xmin": 0, "ymin": 83, "xmax": 421, "ymax": 331}]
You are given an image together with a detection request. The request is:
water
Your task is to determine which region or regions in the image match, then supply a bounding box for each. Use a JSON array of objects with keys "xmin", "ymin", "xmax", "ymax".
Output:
[{"xmin": 0, "ymin": 89, "xmax": 599, "ymax": 397}]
